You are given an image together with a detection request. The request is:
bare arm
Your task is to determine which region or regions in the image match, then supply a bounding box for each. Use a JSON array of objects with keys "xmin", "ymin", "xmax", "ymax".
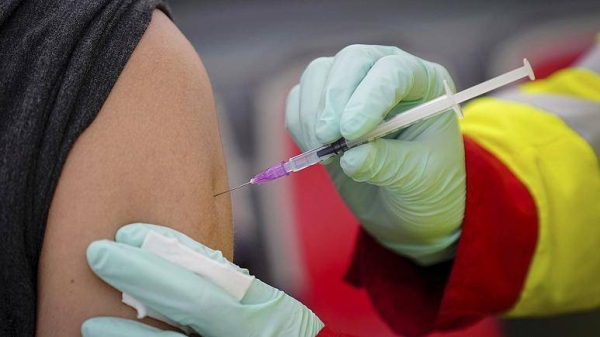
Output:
[{"xmin": 36, "ymin": 10, "xmax": 233, "ymax": 335}]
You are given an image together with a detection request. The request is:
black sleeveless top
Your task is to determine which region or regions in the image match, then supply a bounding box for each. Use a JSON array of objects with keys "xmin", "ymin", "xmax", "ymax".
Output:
[{"xmin": 0, "ymin": 1, "xmax": 169, "ymax": 335}]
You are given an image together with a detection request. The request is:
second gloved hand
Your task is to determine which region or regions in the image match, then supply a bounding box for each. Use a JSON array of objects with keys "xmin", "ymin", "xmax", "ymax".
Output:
[
  {"xmin": 286, "ymin": 45, "xmax": 466, "ymax": 265},
  {"xmin": 82, "ymin": 223, "xmax": 324, "ymax": 337}
]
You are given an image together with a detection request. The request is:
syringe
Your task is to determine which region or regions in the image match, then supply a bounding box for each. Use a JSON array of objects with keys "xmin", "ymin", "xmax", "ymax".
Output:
[{"xmin": 214, "ymin": 59, "xmax": 535, "ymax": 197}]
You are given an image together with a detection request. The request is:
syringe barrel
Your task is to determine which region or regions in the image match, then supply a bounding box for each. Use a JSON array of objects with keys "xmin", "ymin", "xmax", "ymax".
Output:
[
  {"xmin": 284, "ymin": 147, "xmax": 324, "ymax": 172},
  {"xmin": 346, "ymin": 95, "xmax": 452, "ymax": 147},
  {"xmin": 293, "ymin": 95, "xmax": 455, "ymax": 164}
]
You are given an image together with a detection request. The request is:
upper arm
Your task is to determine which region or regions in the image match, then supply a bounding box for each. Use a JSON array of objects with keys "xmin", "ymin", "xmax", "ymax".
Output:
[{"xmin": 36, "ymin": 10, "xmax": 233, "ymax": 335}]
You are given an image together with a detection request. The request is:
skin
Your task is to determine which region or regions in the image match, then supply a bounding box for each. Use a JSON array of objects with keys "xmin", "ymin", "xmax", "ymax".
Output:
[{"xmin": 36, "ymin": 10, "xmax": 233, "ymax": 336}]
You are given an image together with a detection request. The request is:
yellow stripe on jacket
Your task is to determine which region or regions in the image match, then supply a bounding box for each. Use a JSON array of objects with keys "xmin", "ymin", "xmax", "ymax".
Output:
[{"xmin": 459, "ymin": 66, "xmax": 600, "ymax": 317}]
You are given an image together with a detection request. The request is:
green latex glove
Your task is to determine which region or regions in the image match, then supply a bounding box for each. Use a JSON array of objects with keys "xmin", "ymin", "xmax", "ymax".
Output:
[
  {"xmin": 82, "ymin": 223, "xmax": 324, "ymax": 337},
  {"xmin": 285, "ymin": 45, "xmax": 466, "ymax": 265}
]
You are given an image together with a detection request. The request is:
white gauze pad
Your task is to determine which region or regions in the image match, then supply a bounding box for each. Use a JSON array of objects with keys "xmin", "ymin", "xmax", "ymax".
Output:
[{"xmin": 122, "ymin": 230, "xmax": 255, "ymax": 332}]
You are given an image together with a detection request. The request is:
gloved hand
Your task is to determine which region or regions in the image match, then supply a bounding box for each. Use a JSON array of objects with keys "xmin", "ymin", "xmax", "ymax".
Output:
[
  {"xmin": 286, "ymin": 45, "xmax": 466, "ymax": 265},
  {"xmin": 82, "ymin": 223, "xmax": 324, "ymax": 337}
]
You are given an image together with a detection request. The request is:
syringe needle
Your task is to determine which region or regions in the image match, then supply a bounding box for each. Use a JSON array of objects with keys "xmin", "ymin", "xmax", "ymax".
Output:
[{"xmin": 214, "ymin": 181, "xmax": 252, "ymax": 197}]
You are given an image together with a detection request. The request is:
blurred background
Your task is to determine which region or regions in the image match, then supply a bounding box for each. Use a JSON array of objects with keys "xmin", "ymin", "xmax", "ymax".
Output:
[{"xmin": 168, "ymin": 1, "xmax": 600, "ymax": 336}]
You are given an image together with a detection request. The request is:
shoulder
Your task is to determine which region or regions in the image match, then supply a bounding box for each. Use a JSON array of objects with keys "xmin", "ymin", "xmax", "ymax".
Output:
[
  {"xmin": 54, "ymin": 9, "xmax": 231, "ymax": 240},
  {"xmin": 37, "ymin": 9, "xmax": 233, "ymax": 335}
]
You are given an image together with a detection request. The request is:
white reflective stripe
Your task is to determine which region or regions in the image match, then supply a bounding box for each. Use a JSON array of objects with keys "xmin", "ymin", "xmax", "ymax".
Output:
[
  {"xmin": 576, "ymin": 43, "xmax": 600, "ymax": 73},
  {"xmin": 495, "ymin": 90, "xmax": 600, "ymax": 161}
]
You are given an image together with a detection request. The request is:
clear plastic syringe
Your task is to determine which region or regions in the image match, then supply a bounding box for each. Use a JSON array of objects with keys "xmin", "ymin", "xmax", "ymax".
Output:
[{"xmin": 214, "ymin": 59, "xmax": 535, "ymax": 197}]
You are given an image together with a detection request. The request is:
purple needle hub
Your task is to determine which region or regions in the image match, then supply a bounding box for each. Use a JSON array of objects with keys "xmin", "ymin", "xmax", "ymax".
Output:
[{"xmin": 252, "ymin": 161, "xmax": 289, "ymax": 184}]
